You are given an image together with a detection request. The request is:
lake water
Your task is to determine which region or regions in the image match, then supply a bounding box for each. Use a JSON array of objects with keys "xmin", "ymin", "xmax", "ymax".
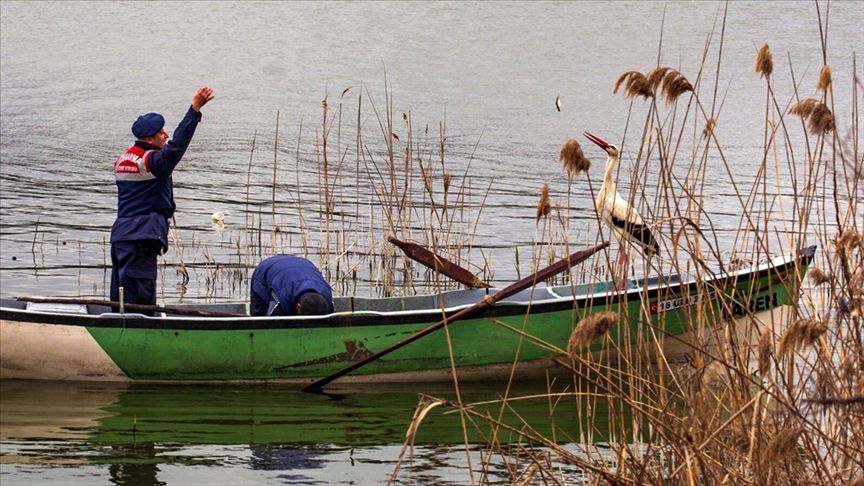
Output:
[
  {"xmin": 0, "ymin": 380, "xmax": 618, "ymax": 485},
  {"xmin": 1, "ymin": 1, "xmax": 861, "ymax": 484}
]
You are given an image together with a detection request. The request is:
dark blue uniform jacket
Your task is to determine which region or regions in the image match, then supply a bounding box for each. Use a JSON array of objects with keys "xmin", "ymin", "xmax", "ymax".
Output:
[
  {"xmin": 111, "ymin": 106, "xmax": 202, "ymax": 250},
  {"xmin": 250, "ymin": 255, "xmax": 335, "ymax": 316}
]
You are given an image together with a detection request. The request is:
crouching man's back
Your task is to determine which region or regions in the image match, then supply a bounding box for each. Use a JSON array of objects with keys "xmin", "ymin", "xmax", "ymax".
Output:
[{"xmin": 250, "ymin": 255, "xmax": 334, "ymax": 316}]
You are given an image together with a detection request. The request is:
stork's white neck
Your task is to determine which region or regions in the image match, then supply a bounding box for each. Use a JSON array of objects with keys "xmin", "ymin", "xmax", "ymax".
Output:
[{"xmin": 598, "ymin": 153, "xmax": 618, "ymax": 201}]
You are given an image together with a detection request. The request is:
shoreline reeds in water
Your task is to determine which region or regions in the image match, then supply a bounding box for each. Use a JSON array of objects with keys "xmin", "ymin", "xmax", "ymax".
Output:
[{"xmin": 386, "ymin": 7, "xmax": 862, "ymax": 485}]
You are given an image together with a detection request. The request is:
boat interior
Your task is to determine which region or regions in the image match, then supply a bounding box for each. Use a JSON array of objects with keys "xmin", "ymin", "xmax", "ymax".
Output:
[
  {"xmin": 0, "ymin": 275, "xmax": 655, "ymax": 318},
  {"xmin": 3, "ymin": 245, "xmax": 807, "ymax": 319}
]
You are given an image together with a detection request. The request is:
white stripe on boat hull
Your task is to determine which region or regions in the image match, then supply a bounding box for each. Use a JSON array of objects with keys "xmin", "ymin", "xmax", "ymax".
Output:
[{"xmin": 0, "ymin": 320, "xmax": 128, "ymax": 381}]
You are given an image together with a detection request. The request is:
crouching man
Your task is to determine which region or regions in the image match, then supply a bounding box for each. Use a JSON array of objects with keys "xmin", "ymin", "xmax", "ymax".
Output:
[{"xmin": 250, "ymin": 255, "xmax": 334, "ymax": 316}]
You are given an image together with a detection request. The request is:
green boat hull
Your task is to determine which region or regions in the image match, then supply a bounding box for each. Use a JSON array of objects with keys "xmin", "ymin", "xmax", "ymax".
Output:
[{"xmin": 0, "ymin": 247, "xmax": 814, "ymax": 383}]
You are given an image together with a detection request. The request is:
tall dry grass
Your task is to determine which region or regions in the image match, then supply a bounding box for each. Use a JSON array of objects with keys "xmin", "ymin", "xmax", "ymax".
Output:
[{"xmin": 388, "ymin": 6, "xmax": 862, "ymax": 485}]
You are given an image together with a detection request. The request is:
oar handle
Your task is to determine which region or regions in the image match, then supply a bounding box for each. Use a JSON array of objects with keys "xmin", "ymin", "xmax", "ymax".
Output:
[{"xmin": 302, "ymin": 242, "xmax": 608, "ymax": 393}]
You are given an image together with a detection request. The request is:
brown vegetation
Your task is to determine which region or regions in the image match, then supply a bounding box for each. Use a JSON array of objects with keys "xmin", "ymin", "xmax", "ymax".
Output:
[
  {"xmin": 391, "ymin": 9, "xmax": 861, "ymax": 485},
  {"xmin": 614, "ymin": 70, "xmax": 654, "ymax": 99},
  {"xmin": 789, "ymin": 98, "xmax": 835, "ymax": 135},
  {"xmin": 559, "ymin": 138, "xmax": 591, "ymax": 176},
  {"xmin": 536, "ymin": 183, "xmax": 551, "ymax": 222},
  {"xmin": 566, "ymin": 311, "xmax": 618, "ymax": 356},
  {"xmin": 756, "ymin": 43, "xmax": 773, "ymax": 79}
]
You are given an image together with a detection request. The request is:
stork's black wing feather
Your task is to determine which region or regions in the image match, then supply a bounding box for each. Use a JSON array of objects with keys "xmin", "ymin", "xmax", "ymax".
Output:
[{"xmin": 611, "ymin": 215, "xmax": 660, "ymax": 256}]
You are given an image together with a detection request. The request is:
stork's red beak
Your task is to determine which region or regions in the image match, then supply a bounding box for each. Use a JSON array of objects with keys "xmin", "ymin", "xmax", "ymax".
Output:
[{"xmin": 583, "ymin": 131, "xmax": 609, "ymax": 150}]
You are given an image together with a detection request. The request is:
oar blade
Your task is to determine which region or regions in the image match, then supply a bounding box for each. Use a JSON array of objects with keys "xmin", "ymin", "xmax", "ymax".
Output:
[{"xmin": 388, "ymin": 237, "xmax": 490, "ymax": 288}]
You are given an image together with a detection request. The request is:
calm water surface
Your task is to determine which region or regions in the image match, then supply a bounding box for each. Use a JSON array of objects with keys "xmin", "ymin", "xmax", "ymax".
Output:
[
  {"xmin": 1, "ymin": 1, "xmax": 861, "ymax": 484},
  {"xmin": 1, "ymin": 1, "xmax": 860, "ymax": 301},
  {"xmin": 0, "ymin": 380, "xmax": 614, "ymax": 485}
]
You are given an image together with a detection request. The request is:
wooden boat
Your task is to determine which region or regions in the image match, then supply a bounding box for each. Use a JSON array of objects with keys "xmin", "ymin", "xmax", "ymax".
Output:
[{"xmin": 0, "ymin": 246, "xmax": 815, "ymax": 384}]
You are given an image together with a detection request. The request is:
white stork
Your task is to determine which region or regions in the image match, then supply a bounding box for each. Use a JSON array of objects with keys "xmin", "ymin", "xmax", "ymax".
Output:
[{"xmin": 583, "ymin": 131, "xmax": 659, "ymax": 288}]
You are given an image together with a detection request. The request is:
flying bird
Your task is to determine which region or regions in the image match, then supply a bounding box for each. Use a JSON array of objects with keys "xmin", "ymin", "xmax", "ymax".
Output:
[
  {"xmin": 555, "ymin": 96, "xmax": 562, "ymax": 112},
  {"xmin": 583, "ymin": 131, "xmax": 659, "ymax": 288}
]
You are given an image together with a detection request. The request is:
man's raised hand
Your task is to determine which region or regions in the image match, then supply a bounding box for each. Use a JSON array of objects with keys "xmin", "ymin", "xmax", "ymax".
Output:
[{"xmin": 192, "ymin": 86, "xmax": 215, "ymax": 111}]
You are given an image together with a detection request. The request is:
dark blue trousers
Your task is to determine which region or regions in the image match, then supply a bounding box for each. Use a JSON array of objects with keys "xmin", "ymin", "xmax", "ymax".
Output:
[{"xmin": 110, "ymin": 240, "xmax": 160, "ymax": 306}]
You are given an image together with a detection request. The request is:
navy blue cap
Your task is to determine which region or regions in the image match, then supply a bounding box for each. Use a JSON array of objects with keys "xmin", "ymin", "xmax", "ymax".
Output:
[{"xmin": 131, "ymin": 112, "xmax": 165, "ymax": 138}]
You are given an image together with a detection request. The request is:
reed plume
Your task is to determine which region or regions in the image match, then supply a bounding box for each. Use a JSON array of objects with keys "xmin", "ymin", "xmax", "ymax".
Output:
[
  {"xmin": 849, "ymin": 271, "xmax": 864, "ymax": 297},
  {"xmin": 660, "ymin": 70, "xmax": 693, "ymax": 104},
  {"xmin": 759, "ymin": 426, "xmax": 803, "ymax": 468},
  {"xmin": 758, "ymin": 331, "xmax": 773, "ymax": 377},
  {"xmin": 702, "ymin": 117, "xmax": 717, "ymax": 139},
  {"xmin": 808, "ymin": 267, "xmax": 832, "ymax": 287},
  {"xmin": 559, "ymin": 139, "xmax": 591, "ymax": 176},
  {"xmin": 818, "ymin": 64, "xmax": 832, "ymax": 93},
  {"xmin": 838, "ymin": 297, "xmax": 851, "ymax": 317},
  {"xmin": 567, "ymin": 312, "xmax": 618, "ymax": 357},
  {"xmin": 840, "ymin": 354, "xmax": 862, "ymax": 387},
  {"xmin": 646, "ymin": 67, "xmax": 674, "ymax": 90},
  {"xmin": 848, "ymin": 298, "xmax": 863, "ymax": 318},
  {"xmin": 789, "ymin": 98, "xmax": 835, "ymax": 135},
  {"xmin": 756, "ymin": 44, "xmax": 773, "ymax": 79},
  {"xmin": 613, "ymin": 71, "xmax": 654, "ymax": 99},
  {"xmin": 835, "ymin": 228, "xmax": 862, "ymax": 254},
  {"xmin": 700, "ymin": 360, "xmax": 727, "ymax": 388},
  {"xmin": 536, "ymin": 183, "xmax": 551, "ymax": 222},
  {"xmin": 778, "ymin": 318, "xmax": 827, "ymax": 355}
]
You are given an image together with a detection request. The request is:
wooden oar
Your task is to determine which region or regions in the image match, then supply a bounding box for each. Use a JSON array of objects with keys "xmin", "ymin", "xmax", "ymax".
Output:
[
  {"xmin": 15, "ymin": 296, "xmax": 244, "ymax": 318},
  {"xmin": 388, "ymin": 237, "xmax": 490, "ymax": 288},
  {"xmin": 302, "ymin": 241, "xmax": 608, "ymax": 393}
]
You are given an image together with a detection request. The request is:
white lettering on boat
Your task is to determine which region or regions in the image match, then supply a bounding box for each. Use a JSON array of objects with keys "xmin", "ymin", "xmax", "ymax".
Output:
[
  {"xmin": 732, "ymin": 292, "xmax": 779, "ymax": 316},
  {"xmin": 650, "ymin": 293, "xmax": 713, "ymax": 314}
]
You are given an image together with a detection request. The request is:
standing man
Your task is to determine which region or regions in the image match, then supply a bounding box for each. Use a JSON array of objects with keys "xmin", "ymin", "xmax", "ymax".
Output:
[
  {"xmin": 250, "ymin": 255, "xmax": 334, "ymax": 316},
  {"xmin": 110, "ymin": 86, "xmax": 215, "ymax": 306}
]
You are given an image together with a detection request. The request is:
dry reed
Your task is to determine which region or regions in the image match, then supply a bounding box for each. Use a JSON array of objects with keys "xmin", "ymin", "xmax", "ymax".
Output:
[
  {"xmin": 566, "ymin": 311, "xmax": 618, "ymax": 357},
  {"xmin": 758, "ymin": 331, "xmax": 773, "ymax": 377},
  {"xmin": 385, "ymin": 11, "xmax": 864, "ymax": 485},
  {"xmin": 836, "ymin": 228, "xmax": 862, "ymax": 253},
  {"xmin": 778, "ymin": 318, "xmax": 827, "ymax": 355},
  {"xmin": 558, "ymin": 139, "xmax": 591, "ymax": 176},
  {"xmin": 789, "ymin": 98, "xmax": 835, "ymax": 135},
  {"xmin": 647, "ymin": 66, "xmax": 674, "ymax": 90},
  {"xmin": 808, "ymin": 267, "xmax": 832, "ymax": 286},
  {"xmin": 702, "ymin": 117, "xmax": 717, "ymax": 139},
  {"xmin": 756, "ymin": 43, "xmax": 773, "ymax": 79},
  {"xmin": 613, "ymin": 70, "xmax": 654, "ymax": 99},
  {"xmin": 759, "ymin": 426, "xmax": 803, "ymax": 469},
  {"xmin": 817, "ymin": 64, "xmax": 832, "ymax": 93},
  {"xmin": 536, "ymin": 183, "xmax": 551, "ymax": 222},
  {"xmin": 660, "ymin": 69, "xmax": 693, "ymax": 104}
]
